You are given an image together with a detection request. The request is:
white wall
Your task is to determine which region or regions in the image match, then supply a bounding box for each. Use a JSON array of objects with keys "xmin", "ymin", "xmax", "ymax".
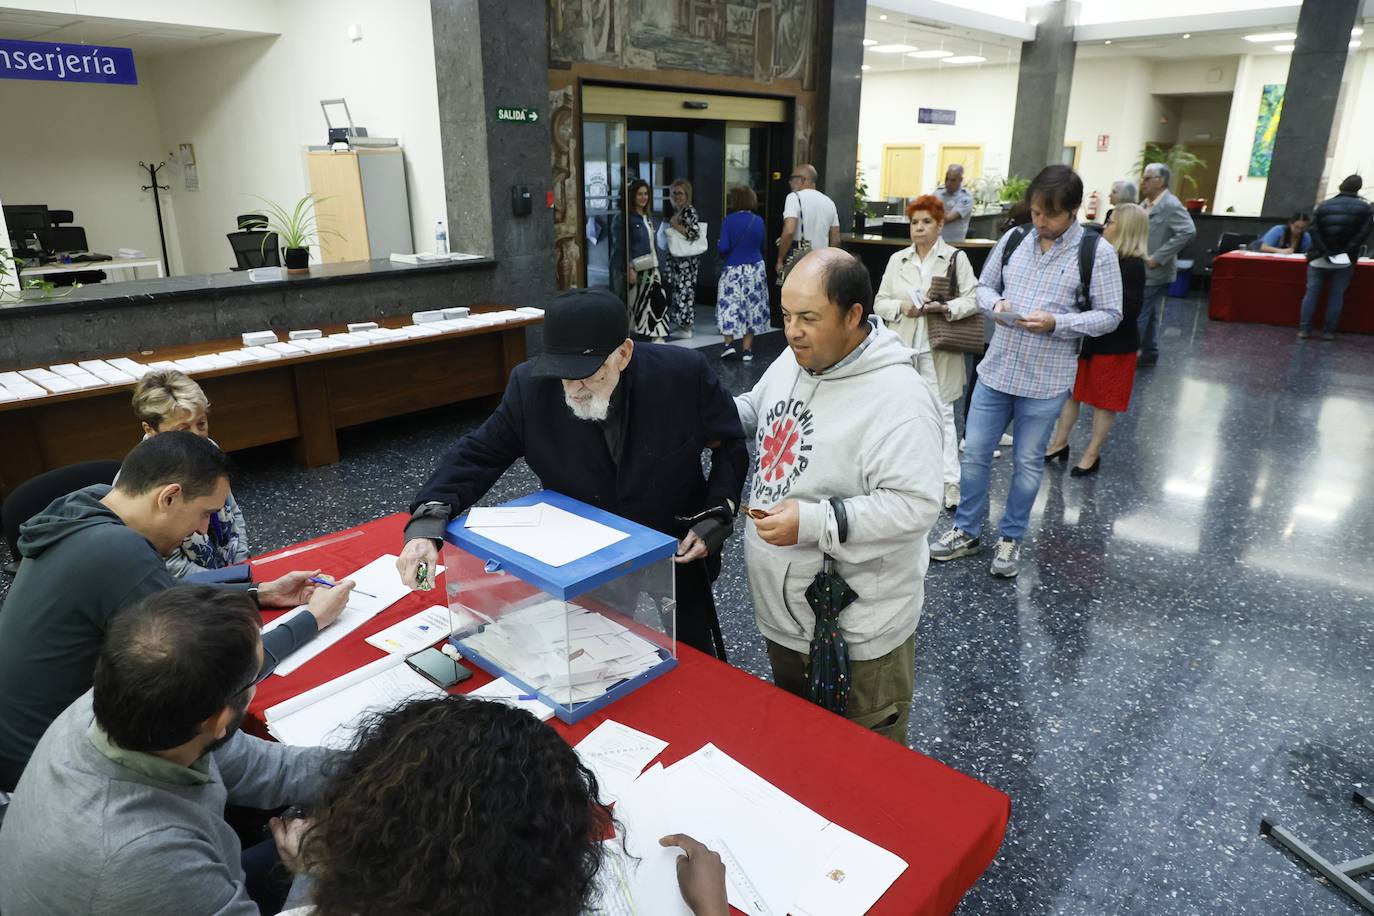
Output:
[
  {"xmin": 858, "ymin": 63, "xmax": 1019, "ymax": 197},
  {"xmin": 1, "ymin": 0, "xmax": 279, "ymax": 32},
  {"xmin": 0, "ymin": 78, "xmax": 176, "ymax": 269},
  {"xmin": 147, "ymin": 0, "xmax": 445, "ymax": 275},
  {"xmin": 1065, "ymin": 56, "xmax": 1167, "ymax": 211},
  {"xmin": 1326, "ymin": 49, "xmax": 1374, "ymax": 200},
  {"xmin": 1212, "ymin": 53, "xmax": 1294, "ymax": 215}
]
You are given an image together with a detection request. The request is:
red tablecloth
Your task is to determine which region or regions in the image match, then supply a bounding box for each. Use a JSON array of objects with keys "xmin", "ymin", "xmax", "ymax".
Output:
[
  {"xmin": 247, "ymin": 514, "xmax": 1010, "ymax": 915},
  {"xmin": 1208, "ymin": 251, "xmax": 1374, "ymax": 331}
]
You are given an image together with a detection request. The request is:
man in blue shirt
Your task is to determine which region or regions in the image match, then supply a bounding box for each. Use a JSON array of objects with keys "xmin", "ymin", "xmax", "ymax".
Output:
[{"xmin": 933, "ymin": 165, "xmax": 975, "ymax": 243}]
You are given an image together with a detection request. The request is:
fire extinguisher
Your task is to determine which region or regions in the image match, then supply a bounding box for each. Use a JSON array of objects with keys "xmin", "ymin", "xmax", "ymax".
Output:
[{"xmin": 1086, "ymin": 191, "xmax": 1100, "ymax": 221}]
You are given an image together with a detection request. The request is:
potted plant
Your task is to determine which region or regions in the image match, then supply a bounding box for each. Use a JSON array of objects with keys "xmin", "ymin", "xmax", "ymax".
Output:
[
  {"xmin": 854, "ymin": 165, "xmax": 872, "ymax": 234},
  {"xmin": 0, "ymin": 248, "xmax": 80, "ymax": 302},
  {"xmin": 252, "ymin": 195, "xmax": 340, "ymax": 273},
  {"xmin": 999, "ymin": 175, "xmax": 1030, "ymax": 209},
  {"xmin": 1133, "ymin": 143, "xmax": 1208, "ymax": 209}
]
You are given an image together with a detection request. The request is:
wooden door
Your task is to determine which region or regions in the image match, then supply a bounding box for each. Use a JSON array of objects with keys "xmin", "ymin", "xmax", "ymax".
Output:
[
  {"xmin": 881, "ymin": 145, "xmax": 923, "ymax": 200},
  {"xmin": 939, "ymin": 144, "xmax": 983, "ymax": 180},
  {"xmin": 1182, "ymin": 142, "xmax": 1223, "ymax": 209}
]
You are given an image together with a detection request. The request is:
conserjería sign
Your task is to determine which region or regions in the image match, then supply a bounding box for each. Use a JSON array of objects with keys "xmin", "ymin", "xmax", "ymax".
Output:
[{"xmin": 0, "ymin": 39, "xmax": 137, "ymax": 85}]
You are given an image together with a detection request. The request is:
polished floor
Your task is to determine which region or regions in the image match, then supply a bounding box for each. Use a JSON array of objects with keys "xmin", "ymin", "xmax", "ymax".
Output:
[{"xmin": 3, "ymin": 295, "xmax": 1372, "ymax": 914}]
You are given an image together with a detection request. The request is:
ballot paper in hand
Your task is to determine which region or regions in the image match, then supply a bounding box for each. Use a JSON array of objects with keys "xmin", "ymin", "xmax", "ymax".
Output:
[
  {"xmin": 262, "ymin": 554, "xmax": 443, "ymax": 676},
  {"xmin": 465, "ymin": 502, "xmax": 628, "ymax": 567},
  {"xmin": 990, "ymin": 307, "xmax": 1025, "ymax": 327}
]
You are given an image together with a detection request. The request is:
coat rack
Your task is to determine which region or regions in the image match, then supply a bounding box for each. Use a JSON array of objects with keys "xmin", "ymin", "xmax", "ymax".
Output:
[{"xmin": 138, "ymin": 159, "xmax": 170, "ymax": 276}]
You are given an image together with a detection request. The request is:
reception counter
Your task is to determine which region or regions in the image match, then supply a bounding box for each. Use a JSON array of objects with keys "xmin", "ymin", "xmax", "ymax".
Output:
[
  {"xmin": 841, "ymin": 234, "xmax": 998, "ymax": 288},
  {"xmin": 0, "ymin": 255, "xmax": 530, "ymax": 371}
]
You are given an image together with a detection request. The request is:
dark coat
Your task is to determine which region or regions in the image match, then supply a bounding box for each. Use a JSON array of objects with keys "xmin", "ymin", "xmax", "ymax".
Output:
[
  {"xmin": 1309, "ymin": 192, "xmax": 1373, "ymax": 260},
  {"xmin": 409, "ymin": 344, "xmax": 748, "ymax": 544},
  {"xmin": 1082, "ymin": 256, "xmax": 1144, "ymax": 357}
]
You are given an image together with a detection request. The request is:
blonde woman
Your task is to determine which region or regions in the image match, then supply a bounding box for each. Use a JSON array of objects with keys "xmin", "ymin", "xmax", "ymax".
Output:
[
  {"xmin": 130, "ymin": 370, "xmax": 250, "ymax": 573},
  {"xmin": 663, "ymin": 178, "xmax": 703, "ymax": 337},
  {"xmin": 1044, "ymin": 203, "xmax": 1148, "ymax": 475},
  {"xmin": 874, "ymin": 194, "xmax": 979, "ymax": 509}
]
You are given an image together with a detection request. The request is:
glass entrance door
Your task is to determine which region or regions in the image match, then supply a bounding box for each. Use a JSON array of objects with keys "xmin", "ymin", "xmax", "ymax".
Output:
[{"xmin": 582, "ymin": 118, "xmax": 626, "ymax": 294}]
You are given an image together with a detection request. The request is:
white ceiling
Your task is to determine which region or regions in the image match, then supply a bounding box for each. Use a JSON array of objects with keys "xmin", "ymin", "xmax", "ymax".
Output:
[{"xmin": 0, "ymin": 9, "xmax": 272, "ymax": 57}]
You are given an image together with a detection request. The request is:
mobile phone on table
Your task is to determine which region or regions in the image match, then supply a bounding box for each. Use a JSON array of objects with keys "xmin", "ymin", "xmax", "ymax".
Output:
[{"xmin": 405, "ymin": 646, "xmax": 473, "ymax": 689}]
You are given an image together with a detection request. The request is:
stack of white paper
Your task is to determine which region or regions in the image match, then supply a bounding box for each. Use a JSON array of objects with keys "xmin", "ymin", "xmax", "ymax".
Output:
[
  {"xmin": 266, "ymin": 341, "xmax": 307, "ymax": 355},
  {"xmin": 516, "ymin": 306, "xmax": 545, "ymax": 317},
  {"xmin": 146, "ymin": 360, "xmax": 179, "ymax": 371},
  {"xmin": 292, "ymin": 337, "xmax": 343, "ymax": 353},
  {"xmin": 47, "ymin": 365, "xmax": 105, "ymax": 388},
  {"xmin": 21, "ymin": 369, "xmax": 78, "ymax": 394},
  {"xmin": 261, "ymin": 554, "xmax": 444, "ymax": 677},
  {"xmin": 217, "ymin": 350, "xmax": 260, "ymax": 366},
  {"xmin": 77, "ymin": 360, "xmax": 137, "ymax": 385},
  {"xmin": 465, "ymin": 676, "xmax": 556, "ymax": 721},
  {"xmin": 0, "ymin": 386, "xmax": 14, "ymax": 403},
  {"xmin": 0, "ymin": 372, "xmax": 48, "ymax": 399},
  {"xmin": 327, "ymin": 332, "xmax": 373, "ymax": 348},
  {"xmin": 108, "ymin": 358, "xmax": 151, "ymax": 378},
  {"xmin": 240, "ymin": 346, "xmax": 284, "ymax": 361},
  {"xmin": 440, "ymin": 307, "xmax": 471, "ymax": 320},
  {"xmin": 610, "ymin": 744, "xmax": 908, "ymax": 916},
  {"xmin": 264, "ymin": 654, "xmax": 445, "ymax": 749}
]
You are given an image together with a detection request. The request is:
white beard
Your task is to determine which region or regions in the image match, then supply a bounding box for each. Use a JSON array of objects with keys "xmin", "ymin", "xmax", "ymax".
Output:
[{"xmin": 564, "ymin": 390, "xmax": 611, "ymax": 421}]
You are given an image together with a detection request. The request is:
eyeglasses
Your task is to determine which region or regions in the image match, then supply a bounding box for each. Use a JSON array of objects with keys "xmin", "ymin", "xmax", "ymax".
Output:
[
  {"xmin": 231, "ymin": 647, "xmax": 279, "ymax": 697},
  {"xmin": 788, "ymin": 175, "xmax": 806, "ymax": 182}
]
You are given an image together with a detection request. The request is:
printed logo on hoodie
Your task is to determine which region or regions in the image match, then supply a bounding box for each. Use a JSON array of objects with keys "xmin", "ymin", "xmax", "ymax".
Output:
[{"xmin": 753, "ymin": 397, "xmax": 815, "ymax": 504}]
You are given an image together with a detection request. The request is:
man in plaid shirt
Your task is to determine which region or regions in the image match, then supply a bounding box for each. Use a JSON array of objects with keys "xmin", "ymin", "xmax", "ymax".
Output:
[{"xmin": 930, "ymin": 165, "xmax": 1122, "ymax": 577}]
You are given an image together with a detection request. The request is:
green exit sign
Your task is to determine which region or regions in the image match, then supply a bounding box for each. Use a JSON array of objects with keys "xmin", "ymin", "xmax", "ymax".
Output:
[{"xmin": 495, "ymin": 107, "xmax": 540, "ymax": 123}]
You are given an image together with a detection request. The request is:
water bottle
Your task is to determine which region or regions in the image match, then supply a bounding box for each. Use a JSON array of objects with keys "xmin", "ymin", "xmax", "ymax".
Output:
[{"xmin": 435, "ymin": 219, "xmax": 449, "ymax": 256}]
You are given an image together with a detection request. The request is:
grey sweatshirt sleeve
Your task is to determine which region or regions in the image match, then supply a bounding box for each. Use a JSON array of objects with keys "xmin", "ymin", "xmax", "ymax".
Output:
[
  {"xmin": 795, "ymin": 413, "xmax": 944, "ymax": 565},
  {"xmin": 261, "ymin": 610, "xmax": 320, "ymax": 668},
  {"xmin": 214, "ymin": 730, "xmax": 341, "ymax": 809},
  {"xmin": 97, "ymin": 829, "xmax": 262, "ymax": 916}
]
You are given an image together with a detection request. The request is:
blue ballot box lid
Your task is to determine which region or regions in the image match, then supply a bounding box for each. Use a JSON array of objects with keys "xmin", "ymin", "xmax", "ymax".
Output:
[{"xmin": 443, "ymin": 490, "xmax": 678, "ymax": 600}]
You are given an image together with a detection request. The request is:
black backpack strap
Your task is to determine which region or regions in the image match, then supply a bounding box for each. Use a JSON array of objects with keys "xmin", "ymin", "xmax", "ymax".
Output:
[
  {"xmin": 1077, "ymin": 229, "xmax": 1100, "ymax": 312},
  {"xmin": 997, "ymin": 225, "xmax": 1032, "ymax": 295}
]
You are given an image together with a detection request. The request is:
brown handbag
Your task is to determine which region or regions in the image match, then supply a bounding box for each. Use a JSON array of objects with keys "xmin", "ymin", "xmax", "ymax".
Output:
[{"xmin": 925, "ymin": 251, "xmax": 985, "ymax": 354}]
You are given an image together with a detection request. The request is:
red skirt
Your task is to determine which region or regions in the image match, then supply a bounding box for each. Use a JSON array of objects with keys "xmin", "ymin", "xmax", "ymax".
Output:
[{"xmin": 1073, "ymin": 352, "xmax": 1137, "ymax": 412}]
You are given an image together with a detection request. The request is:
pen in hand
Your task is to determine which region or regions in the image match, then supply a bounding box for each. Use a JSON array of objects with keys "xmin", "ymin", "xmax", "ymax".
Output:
[{"xmin": 308, "ymin": 575, "xmax": 376, "ymax": 599}]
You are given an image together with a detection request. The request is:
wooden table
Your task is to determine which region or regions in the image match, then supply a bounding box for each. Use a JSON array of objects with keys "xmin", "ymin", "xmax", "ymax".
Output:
[
  {"xmin": 1207, "ymin": 251, "xmax": 1374, "ymax": 332},
  {"xmin": 0, "ymin": 306, "xmax": 538, "ymax": 500},
  {"xmin": 246, "ymin": 514, "xmax": 1012, "ymax": 915}
]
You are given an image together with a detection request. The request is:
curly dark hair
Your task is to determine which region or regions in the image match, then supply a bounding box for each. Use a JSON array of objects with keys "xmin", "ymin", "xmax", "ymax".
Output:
[{"xmin": 302, "ymin": 696, "xmax": 610, "ymax": 916}]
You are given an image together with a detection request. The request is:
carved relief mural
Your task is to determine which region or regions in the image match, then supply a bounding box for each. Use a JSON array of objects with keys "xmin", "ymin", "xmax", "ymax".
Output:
[
  {"xmin": 549, "ymin": 0, "xmax": 815, "ymax": 89},
  {"xmin": 549, "ymin": 86, "xmax": 581, "ymax": 291}
]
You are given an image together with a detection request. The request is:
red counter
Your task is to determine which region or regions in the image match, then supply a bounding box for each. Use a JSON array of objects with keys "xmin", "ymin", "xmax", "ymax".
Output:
[{"xmin": 1208, "ymin": 251, "xmax": 1374, "ymax": 331}]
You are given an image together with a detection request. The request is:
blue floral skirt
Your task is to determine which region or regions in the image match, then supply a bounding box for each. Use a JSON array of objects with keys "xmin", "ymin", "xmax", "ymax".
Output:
[{"xmin": 716, "ymin": 261, "xmax": 770, "ymax": 336}]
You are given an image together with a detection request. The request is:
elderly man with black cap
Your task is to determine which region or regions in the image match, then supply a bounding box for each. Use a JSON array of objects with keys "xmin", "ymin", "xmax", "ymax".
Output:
[{"xmin": 396, "ymin": 289, "xmax": 749, "ymax": 658}]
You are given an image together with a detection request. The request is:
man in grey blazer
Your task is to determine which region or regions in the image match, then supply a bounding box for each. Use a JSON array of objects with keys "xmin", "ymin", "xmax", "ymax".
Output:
[{"xmin": 1138, "ymin": 163, "xmax": 1197, "ymax": 367}]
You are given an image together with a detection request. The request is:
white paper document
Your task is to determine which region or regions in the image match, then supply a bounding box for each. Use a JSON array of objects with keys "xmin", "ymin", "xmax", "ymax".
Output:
[
  {"xmin": 465, "ymin": 505, "xmax": 544, "ymax": 528},
  {"xmin": 262, "ymin": 554, "xmax": 443, "ymax": 676},
  {"xmin": 575, "ymin": 720, "xmax": 668, "ymax": 803},
  {"xmin": 466, "ymin": 502, "xmax": 628, "ymax": 567},
  {"xmin": 263, "ymin": 654, "xmax": 444, "ymax": 749},
  {"xmin": 464, "ymin": 676, "xmax": 555, "ymax": 721},
  {"xmin": 364, "ymin": 605, "xmax": 452, "ymax": 655},
  {"xmin": 990, "ymin": 308, "xmax": 1024, "ymax": 327},
  {"xmin": 607, "ymin": 744, "xmax": 908, "ymax": 916}
]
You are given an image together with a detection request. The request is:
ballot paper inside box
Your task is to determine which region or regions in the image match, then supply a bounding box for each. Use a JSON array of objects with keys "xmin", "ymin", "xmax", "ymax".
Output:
[{"xmin": 442, "ymin": 491, "xmax": 678, "ymax": 724}]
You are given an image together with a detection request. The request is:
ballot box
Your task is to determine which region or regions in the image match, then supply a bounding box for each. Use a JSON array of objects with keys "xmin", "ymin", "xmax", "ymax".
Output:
[{"xmin": 442, "ymin": 490, "xmax": 678, "ymax": 724}]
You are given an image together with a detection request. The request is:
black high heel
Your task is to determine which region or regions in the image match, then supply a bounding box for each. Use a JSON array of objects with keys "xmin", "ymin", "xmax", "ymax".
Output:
[
  {"xmin": 1044, "ymin": 445, "xmax": 1069, "ymax": 463},
  {"xmin": 1070, "ymin": 456, "xmax": 1101, "ymax": 477}
]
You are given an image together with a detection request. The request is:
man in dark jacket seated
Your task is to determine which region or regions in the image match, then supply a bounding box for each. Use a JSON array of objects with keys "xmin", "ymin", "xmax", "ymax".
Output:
[
  {"xmin": 397, "ymin": 289, "xmax": 749, "ymax": 658},
  {"xmin": 1301, "ymin": 174, "xmax": 1373, "ymax": 340}
]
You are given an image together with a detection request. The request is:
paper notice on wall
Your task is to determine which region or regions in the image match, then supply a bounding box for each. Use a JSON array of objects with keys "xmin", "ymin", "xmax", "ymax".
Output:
[{"xmin": 179, "ymin": 143, "xmax": 199, "ymax": 192}]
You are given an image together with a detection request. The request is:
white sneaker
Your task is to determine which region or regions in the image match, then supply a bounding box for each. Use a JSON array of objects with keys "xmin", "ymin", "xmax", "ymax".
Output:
[
  {"xmin": 943, "ymin": 483, "xmax": 960, "ymax": 511},
  {"xmin": 999, "ymin": 433, "xmax": 1014, "ymax": 446}
]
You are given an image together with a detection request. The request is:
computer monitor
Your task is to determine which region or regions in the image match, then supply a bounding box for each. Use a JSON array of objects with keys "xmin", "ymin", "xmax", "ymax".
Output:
[
  {"xmin": 37, "ymin": 227, "xmax": 89, "ymax": 254},
  {"xmin": 3, "ymin": 205, "xmax": 48, "ymax": 232}
]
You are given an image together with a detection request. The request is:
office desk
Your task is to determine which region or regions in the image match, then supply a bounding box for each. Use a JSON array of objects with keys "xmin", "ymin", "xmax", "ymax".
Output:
[
  {"xmin": 19, "ymin": 257, "xmax": 165, "ymax": 282},
  {"xmin": 246, "ymin": 513, "xmax": 1011, "ymax": 916}
]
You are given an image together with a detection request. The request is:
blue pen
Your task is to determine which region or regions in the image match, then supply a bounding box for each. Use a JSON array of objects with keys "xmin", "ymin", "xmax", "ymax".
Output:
[{"xmin": 308, "ymin": 576, "xmax": 377, "ymax": 599}]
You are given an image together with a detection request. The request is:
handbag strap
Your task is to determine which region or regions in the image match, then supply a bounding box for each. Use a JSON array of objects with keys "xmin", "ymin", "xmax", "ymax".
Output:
[
  {"xmin": 791, "ymin": 191, "xmax": 805, "ymax": 239},
  {"xmin": 945, "ymin": 249, "xmax": 960, "ymax": 299}
]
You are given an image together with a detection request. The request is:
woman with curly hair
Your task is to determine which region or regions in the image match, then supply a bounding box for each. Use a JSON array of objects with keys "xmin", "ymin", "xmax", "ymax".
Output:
[{"xmin": 279, "ymin": 696, "xmax": 727, "ymax": 916}]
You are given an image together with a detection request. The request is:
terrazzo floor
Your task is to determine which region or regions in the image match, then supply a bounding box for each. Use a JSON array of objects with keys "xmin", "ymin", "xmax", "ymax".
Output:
[{"xmin": 3, "ymin": 295, "xmax": 1372, "ymax": 914}]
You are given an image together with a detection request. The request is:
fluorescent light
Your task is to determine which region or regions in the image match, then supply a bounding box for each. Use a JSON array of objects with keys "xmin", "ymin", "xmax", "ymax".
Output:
[
  {"xmin": 1104, "ymin": 40, "xmax": 1112, "ymax": 45},
  {"xmin": 861, "ymin": 64, "xmax": 872, "ymax": 70},
  {"xmin": 1182, "ymin": 33, "xmax": 1191, "ymax": 39},
  {"xmin": 862, "ymin": 38, "xmax": 877, "ymax": 46},
  {"xmin": 907, "ymin": 49, "xmax": 952, "ymax": 59},
  {"xmin": 1353, "ymin": 40, "xmax": 1363, "ymax": 48},
  {"xmin": 942, "ymin": 55, "xmax": 986, "ymax": 64},
  {"xmin": 1245, "ymin": 32, "xmax": 1296, "ymax": 42},
  {"xmin": 878, "ymin": 13, "xmax": 887, "ymax": 20},
  {"xmin": 1274, "ymin": 44, "xmax": 1294, "ymax": 52},
  {"xmin": 1353, "ymin": 28, "xmax": 1364, "ymax": 37},
  {"xmin": 868, "ymin": 43, "xmax": 917, "ymax": 53}
]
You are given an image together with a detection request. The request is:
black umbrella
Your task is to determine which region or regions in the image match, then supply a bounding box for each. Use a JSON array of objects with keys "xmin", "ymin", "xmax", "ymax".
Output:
[{"xmin": 805, "ymin": 555, "xmax": 859, "ymax": 715}]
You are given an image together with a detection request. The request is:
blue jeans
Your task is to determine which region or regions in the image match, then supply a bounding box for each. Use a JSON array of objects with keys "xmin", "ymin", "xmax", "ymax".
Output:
[
  {"xmin": 1299, "ymin": 265, "xmax": 1354, "ymax": 332},
  {"xmin": 955, "ymin": 381, "xmax": 1070, "ymax": 542},
  {"xmin": 1137, "ymin": 283, "xmax": 1169, "ymax": 361}
]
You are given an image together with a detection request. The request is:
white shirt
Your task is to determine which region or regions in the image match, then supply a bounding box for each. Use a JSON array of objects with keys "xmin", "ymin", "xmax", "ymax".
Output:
[{"xmin": 783, "ymin": 188, "xmax": 839, "ymax": 250}]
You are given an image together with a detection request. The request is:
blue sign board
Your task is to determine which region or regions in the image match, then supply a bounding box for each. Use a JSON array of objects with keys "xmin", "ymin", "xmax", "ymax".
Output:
[
  {"xmin": 918, "ymin": 107, "xmax": 956, "ymax": 126},
  {"xmin": 0, "ymin": 39, "xmax": 137, "ymax": 85}
]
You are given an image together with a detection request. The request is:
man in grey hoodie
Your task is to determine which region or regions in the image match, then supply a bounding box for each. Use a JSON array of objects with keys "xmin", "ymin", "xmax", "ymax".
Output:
[
  {"xmin": 0, "ymin": 432, "xmax": 352, "ymax": 791},
  {"xmin": 735, "ymin": 249, "xmax": 944, "ymax": 743}
]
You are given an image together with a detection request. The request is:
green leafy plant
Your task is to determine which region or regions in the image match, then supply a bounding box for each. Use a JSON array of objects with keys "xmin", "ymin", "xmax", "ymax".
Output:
[
  {"xmin": 1133, "ymin": 143, "xmax": 1208, "ymax": 195},
  {"xmin": 855, "ymin": 165, "xmax": 871, "ymax": 218},
  {"xmin": 250, "ymin": 194, "xmax": 341, "ymax": 255},
  {"xmin": 24, "ymin": 276, "xmax": 81, "ymax": 299},
  {"xmin": 0, "ymin": 249, "xmax": 79, "ymax": 301},
  {"xmin": 999, "ymin": 175, "xmax": 1030, "ymax": 203}
]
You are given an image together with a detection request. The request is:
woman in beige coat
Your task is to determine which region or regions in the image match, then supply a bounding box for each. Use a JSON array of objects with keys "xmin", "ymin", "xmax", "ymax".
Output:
[{"xmin": 874, "ymin": 194, "xmax": 979, "ymax": 510}]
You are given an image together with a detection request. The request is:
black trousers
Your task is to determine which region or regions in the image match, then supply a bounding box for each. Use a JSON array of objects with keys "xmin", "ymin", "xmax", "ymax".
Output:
[{"xmin": 673, "ymin": 557, "xmax": 728, "ymax": 661}]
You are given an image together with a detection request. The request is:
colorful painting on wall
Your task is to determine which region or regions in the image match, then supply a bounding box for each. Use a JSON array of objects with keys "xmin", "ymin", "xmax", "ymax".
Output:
[{"xmin": 1248, "ymin": 83, "xmax": 1284, "ymax": 178}]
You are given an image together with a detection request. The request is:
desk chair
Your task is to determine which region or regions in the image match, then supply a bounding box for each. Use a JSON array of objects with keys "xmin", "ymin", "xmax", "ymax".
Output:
[
  {"xmin": 47, "ymin": 209, "xmax": 74, "ymax": 227},
  {"xmin": 0, "ymin": 460, "xmax": 122, "ymax": 576},
  {"xmin": 228, "ymin": 231, "xmax": 282, "ymax": 270},
  {"xmin": 1200, "ymin": 232, "xmax": 1258, "ymax": 292},
  {"xmin": 237, "ymin": 213, "xmax": 269, "ymax": 230}
]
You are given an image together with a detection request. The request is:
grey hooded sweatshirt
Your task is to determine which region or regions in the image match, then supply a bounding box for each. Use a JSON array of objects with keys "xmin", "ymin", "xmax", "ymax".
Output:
[
  {"xmin": 735, "ymin": 318, "xmax": 944, "ymax": 661},
  {"xmin": 0, "ymin": 484, "xmax": 315, "ymax": 790}
]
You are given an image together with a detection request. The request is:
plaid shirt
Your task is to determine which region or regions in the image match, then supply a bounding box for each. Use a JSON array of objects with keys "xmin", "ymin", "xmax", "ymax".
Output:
[{"xmin": 975, "ymin": 222, "xmax": 1123, "ymax": 398}]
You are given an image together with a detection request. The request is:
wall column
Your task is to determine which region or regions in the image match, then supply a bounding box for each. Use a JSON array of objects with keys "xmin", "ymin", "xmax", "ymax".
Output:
[
  {"xmin": 1007, "ymin": 0, "xmax": 1076, "ymax": 181},
  {"xmin": 814, "ymin": 0, "xmax": 867, "ymax": 232},
  {"xmin": 431, "ymin": 0, "xmax": 555, "ymax": 305},
  {"xmin": 1261, "ymin": 0, "xmax": 1360, "ymax": 216}
]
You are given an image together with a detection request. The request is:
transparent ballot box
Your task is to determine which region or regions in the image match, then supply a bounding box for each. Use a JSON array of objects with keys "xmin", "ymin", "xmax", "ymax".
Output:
[{"xmin": 442, "ymin": 490, "xmax": 678, "ymax": 724}]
